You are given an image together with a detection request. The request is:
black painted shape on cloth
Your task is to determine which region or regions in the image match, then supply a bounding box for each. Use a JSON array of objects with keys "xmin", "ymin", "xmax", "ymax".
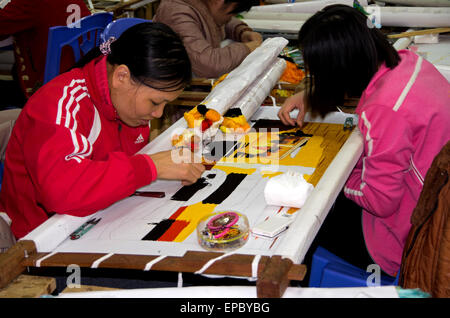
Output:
[
  {"xmin": 202, "ymin": 173, "xmax": 247, "ymax": 204},
  {"xmin": 171, "ymin": 177, "xmax": 210, "ymax": 201},
  {"xmin": 142, "ymin": 219, "xmax": 174, "ymax": 241},
  {"xmin": 252, "ymin": 119, "xmax": 313, "ymax": 137},
  {"xmin": 280, "ymin": 130, "xmax": 313, "ymax": 138},
  {"xmin": 203, "ymin": 140, "xmax": 239, "ymax": 162},
  {"xmin": 251, "ymin": 119, "xmax": 294, "ymax": 130}
]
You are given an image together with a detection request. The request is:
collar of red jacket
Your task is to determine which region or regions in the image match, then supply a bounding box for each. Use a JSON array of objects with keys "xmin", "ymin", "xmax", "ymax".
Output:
[{"xmin": 82, "ymin": 55, "xmax": 118, "ymax": 122}]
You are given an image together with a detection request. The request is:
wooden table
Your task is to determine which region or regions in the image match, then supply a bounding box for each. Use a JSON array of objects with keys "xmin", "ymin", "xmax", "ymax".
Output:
[
  {"xmin": 91, "ymin": 0, "xmax": 160, "ymax": 19},
  {"xmin": 0, "ymin": 274, "xmax": 55, "ymax": 298}
]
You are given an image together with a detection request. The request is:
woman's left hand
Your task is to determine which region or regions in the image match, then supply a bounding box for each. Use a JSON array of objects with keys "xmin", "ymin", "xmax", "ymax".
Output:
[{"xmin": 241, "ymin": 31, "xmax": 263, "ymax": 45}]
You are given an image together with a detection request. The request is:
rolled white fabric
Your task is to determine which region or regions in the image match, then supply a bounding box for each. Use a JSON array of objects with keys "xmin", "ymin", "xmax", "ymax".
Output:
[
  {"xmin": 264, "ymin": 171, "xmax": 314, "ymax": 208},
  {"xmin": 202, "ymin": 37, "xmax": 288, "ymax": 115},
  {"xmin": 21, "ymin": 213, "xmax": 91, "ymax": 252},
  {"xmin": 375, "ymin": 6, "xmax": 450, "ymax": 28},
  {"xmin": 233, "ymin": 58, "xmax": 287, "ymax": 120},
  {"xmin": 249, "ymin": 0, "xmax": 362, "ymax": 13}
]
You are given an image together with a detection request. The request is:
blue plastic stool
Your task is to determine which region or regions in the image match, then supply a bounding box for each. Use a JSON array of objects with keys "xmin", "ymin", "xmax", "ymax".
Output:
[
  {"xmin": 308, "ymin": 246, "xmax": 398, "ymax": 287},
  {"xmin": 100, "ymin": 17, "xmax": 149, "ymax": 42},
  {"xmin": 44, "ymin": 12, "xmax": 113, "ymax": 84},
  {"xmin": 0, "ymin": 161, "xmax": 3, "ymax": 191}
]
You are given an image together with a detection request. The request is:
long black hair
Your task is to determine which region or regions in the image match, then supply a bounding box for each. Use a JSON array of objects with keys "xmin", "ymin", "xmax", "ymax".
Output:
[
  {"xmin": 75, "ymin": 22, "xmax": 192, "ymax": 91},
  {"xmin": 298, "ymin": 4, "xmax": 400, "ymax": 117}
]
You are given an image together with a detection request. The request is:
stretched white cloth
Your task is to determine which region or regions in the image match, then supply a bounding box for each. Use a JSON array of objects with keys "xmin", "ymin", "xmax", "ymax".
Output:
[{"xmin": 264, "ymin": 171, "xmax": 314, "ymax": 208}]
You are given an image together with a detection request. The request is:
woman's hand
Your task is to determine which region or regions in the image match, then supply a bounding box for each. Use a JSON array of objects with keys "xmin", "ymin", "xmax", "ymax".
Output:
[
  {"xmin": 241, "ymin": 31, "xmax": 263, "ymax": 44},
  {"xmin": 278, "ymin": 91, "xmax": 307, "ymax": 127},
  {"xmin": 244, "ymin": 40, "xmax": 261, "ymax": 53},
  {"xmin": 149, "ymin": 149, "xmax": 205, "ymax": 185},
  {"xmin": 241, "ymin": 31, "xmax": 262, "ymax": 53}
]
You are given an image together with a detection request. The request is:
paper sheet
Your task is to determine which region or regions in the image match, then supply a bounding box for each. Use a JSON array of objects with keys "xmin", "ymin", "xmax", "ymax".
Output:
[{"xmin": 56, "ymin": 285, "xmax": 399, "ymax": 298}]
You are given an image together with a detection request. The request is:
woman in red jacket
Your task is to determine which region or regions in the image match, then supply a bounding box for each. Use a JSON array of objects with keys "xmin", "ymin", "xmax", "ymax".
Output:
[{"xmin": 0, "ymin": 22, "xmax": 205, "ymax": 239}]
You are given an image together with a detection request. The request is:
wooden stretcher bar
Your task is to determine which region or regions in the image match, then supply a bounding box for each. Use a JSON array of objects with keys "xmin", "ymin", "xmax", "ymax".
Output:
[
  {"xmin": 0, "ymin": 240, "xmax": 306, "ymax": 298},
  {"xmin": 388, "ymin": 27, "xmax": 450, "ymax": 39}
]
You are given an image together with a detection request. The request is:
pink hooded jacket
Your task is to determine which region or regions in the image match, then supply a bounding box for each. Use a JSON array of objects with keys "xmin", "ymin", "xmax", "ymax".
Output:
[{"xmin": 344, "ymin": 50, "xmax": 450, "ymax": 276}]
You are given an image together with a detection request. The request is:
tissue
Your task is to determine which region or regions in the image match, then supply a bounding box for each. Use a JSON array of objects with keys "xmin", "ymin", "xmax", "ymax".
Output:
[{"xmin": 264, "ymin": 171, "xmax": 314, "ymax": 208}]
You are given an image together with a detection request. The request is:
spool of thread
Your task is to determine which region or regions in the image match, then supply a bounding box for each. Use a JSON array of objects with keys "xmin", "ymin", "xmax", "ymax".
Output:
[{"xmin": 264, "ymin": 171, "xmax": 314, "ymax": 208}]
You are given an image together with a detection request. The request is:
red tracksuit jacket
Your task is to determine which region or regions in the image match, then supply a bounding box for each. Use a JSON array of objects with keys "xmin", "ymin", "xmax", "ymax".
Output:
[{"xmin": 0, "ymin": 56, "xmax": 157, "ymax": 238}]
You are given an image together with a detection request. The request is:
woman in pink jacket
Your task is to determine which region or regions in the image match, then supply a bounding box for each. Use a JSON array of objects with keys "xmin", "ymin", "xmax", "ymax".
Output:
[
  {"xmin": 279, "ymin": 5, "xmax": 450, "ymax": 277},
  {"xmin": 0, "ymin": 22, "xmax": 205, "ymax": 239}
]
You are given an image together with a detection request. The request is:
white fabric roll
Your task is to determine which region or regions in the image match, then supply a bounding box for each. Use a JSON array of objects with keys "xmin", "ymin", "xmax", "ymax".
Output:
[
  {"xmin": 21, "ymin": 214, "xmax": 91, "ymax": 252},
  {"xmin": 249, "ymin": 0, "xmax": 363, "ymax": 13},
  {"xmin": 202, "ymin": 37, "xmax": 288, "ymax": 115},
  {"xmin": 264, "ymin": 171, "xmax": 314, "ymax": 208},
  {"xmin": 375, "ymin": 6, "xmax": 450, "ymax": 28},
  {"xmin": 233, "ymin": 58, "xmax": 287, "ymax": 119}
]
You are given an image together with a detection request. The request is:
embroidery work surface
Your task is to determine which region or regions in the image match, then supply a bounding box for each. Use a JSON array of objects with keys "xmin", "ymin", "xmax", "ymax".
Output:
[
  {"xmin": 49, "ymin": 118, "xmax": 354, "ymax": 258},
  {"xmin": 22, "ymin": 38, "xmax": 361, "ymax": 264}
]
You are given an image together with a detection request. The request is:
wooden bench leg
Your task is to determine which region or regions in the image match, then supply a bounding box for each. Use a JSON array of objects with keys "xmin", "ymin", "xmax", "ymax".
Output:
[
  {"xmin": 0, "ymin": 240, "xmax": 36, "ymax": 289},
  {"xmin": 256, "ymin": 256, "xmax": 293, "ymax": 298}
]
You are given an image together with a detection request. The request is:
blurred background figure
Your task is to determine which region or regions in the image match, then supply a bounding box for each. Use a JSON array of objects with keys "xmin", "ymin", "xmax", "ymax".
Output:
[
  {"xmin": 153, "ymin": 0, "xmax": 262, "ymax": 78},
  {"xmin": 0, "ymin": 0, "xmax": 91, "ymax": 107}
]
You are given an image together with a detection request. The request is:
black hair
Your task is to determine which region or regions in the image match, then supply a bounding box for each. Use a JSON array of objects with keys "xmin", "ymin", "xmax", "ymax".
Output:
[
  {"xmin": 225, "ymin": 0, "xmax": 258, "ymax": 14},
  {"xmin": 74, "ymin": 22, "xmax": 191, "ymax": 91},
  {"xmin": 298, "ymin": 4, "xmax": 400, "ymax": 117}
]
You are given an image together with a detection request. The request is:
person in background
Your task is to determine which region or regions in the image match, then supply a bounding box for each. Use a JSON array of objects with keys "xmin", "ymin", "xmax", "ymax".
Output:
[
  {"xmin": 0, "ymin": 22, "xmax": 205, "ymax": 239},
  {"xmin": 0, "ymin": 0, "xmax": 91, "ymax": 99},
  {"xmin": 278, "ymin": 4, "xmax": 450, "ymax": 277},
  {"xmin": 0, "ymin": 108, "xmax": 21, "ymax": 252},
  {"xmin": 153, "ymin": 0, "xmax": 262, "ymax": 78}
]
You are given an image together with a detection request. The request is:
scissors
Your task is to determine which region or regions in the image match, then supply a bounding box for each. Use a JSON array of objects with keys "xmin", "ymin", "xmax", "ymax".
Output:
[{"xmin": 70, "ymin": 218, "xmax": 101, "ymax": 240}]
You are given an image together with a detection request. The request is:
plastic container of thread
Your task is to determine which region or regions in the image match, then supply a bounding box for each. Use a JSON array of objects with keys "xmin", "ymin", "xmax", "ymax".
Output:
[{"xmin": 197, "ymin": 211, "xmax": 249, "ymax": 252}]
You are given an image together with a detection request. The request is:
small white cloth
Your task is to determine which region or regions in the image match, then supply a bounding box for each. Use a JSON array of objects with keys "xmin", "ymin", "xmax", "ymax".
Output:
[{"xmin": 264, "ymin": 171, "xmax": 314, "ymax": 208}]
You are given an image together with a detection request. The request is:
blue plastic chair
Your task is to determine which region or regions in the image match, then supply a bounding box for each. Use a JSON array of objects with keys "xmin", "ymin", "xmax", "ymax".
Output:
[
  {"xmin": 43, "ymin": 12, "xmax": 113, "ymax": 84},
  {"xmin": 0, "ymin": 161, "xmax": 3, "ymax": 191},
  {"xmin": 100, "ymin": 18, "xmax": 149, "ymax": 42},
  {"xmin": 308, "ymin": 246, "xmax": 398, "ymax": 287}
]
